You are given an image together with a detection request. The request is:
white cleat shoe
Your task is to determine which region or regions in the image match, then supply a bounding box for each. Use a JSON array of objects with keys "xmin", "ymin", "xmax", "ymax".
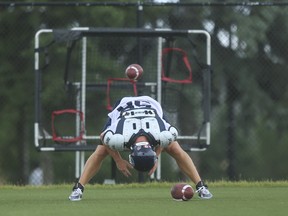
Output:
[
  {"xmin": 69, "ymin": 188, "xmax": 83, "ymax": 201},
  {"xmin": 196, "ymin": 186, "xmax": 213, "ymax": 199}
]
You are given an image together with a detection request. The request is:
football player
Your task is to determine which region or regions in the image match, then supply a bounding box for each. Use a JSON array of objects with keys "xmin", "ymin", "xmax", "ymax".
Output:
[{"xmin": 69, "ymin": 96, "xmax": 212, "ymax": 201}]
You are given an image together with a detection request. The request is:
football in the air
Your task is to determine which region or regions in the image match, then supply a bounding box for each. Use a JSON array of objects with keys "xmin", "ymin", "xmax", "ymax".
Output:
[
  {"xmin": 125, "ymin": 64, "xmax": 143, "ymax": 81},
  {"xmin": 170, "ymin": 183, "xmax": 194, "ymax": 201}
]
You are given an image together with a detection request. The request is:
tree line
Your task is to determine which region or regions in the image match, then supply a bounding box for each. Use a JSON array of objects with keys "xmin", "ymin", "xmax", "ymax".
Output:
[{"xmin": 0, "ymin": 1, "xmax": 288, "ymax": 184}]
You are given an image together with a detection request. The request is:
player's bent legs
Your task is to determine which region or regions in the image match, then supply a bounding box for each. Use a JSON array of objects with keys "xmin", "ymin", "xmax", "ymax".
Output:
[
  {"xmin": 164, "ymin": 141, "xmax": 213, "ymax": 199},
  {"xmin": 69, "ymin": 145, "xmax": 111, "ymax": 201},
  {"xmin": 78, "ymin": 145, "xmax": 109, "ymax": 186},
  {"xmin": 164, "ymin": 141, "xmax": 201, "ymax": 184}
]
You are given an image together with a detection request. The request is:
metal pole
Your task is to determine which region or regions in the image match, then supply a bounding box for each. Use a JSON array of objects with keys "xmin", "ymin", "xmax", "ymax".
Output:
[
  {"xmin": 34, "ymin": 29, "xmax": 53, "ymax": 148},
  {"xmin": 75, "ymin": 85, "xmax": 81, "ymax": 179},
  {"xmin": 75, "ymin": 35, "xmax": 87, "ymax": 179},
  {"xmin": 80, "ymin": 36, "xmax": 87, "ymax": 176},
  {"xmin": 156, "ymin": 37, "xmax": 163, "ymax": 181},
  {"xmin": 137, "ymin": 2, "xmax": 145, "ymax": 182}
]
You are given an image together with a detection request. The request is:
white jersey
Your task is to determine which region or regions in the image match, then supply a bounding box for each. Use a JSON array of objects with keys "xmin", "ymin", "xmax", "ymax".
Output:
[
  {"xmin": 101, "ymin": 96, "xmax": 178, "ymax": 150},
  {"xmin": 103, "ymin": 96, "xmax": 171, "ymax": 133}
]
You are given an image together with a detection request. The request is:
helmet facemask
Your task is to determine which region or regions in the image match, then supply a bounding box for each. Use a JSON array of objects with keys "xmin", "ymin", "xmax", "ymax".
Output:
[{"xmin": 129, "ymin": 142, "xmax": 157, "ymax": 172}]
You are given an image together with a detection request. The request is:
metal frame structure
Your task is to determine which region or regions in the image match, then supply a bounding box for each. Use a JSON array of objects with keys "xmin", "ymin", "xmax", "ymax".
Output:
[{"xmin": 34, "ymin": 27, "xmax": 211, "ymax": 179}]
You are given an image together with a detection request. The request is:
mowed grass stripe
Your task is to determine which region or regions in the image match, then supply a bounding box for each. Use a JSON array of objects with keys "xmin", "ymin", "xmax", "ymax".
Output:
[{"xmin": 0, "ymin": 181, "xmax": 287, "ymax": 216}]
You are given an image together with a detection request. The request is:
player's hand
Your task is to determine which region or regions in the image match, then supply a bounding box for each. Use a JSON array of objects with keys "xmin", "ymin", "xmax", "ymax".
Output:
[{"xmin": 116, "ymin": 159, "xmax": 133, "ymax": 177}]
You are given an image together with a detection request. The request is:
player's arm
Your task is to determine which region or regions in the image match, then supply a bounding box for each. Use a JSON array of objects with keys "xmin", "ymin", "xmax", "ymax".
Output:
[
  {"xmin": 148, "ymin": 146, "xmax": 163, "ymax": 176},
  {"xmin": 105, "ymin": 146, "xmax": 133, "ymax": 177},
  {"xmin": 100, "ymin": 132, "xmax": 133, "ymax": 177}
]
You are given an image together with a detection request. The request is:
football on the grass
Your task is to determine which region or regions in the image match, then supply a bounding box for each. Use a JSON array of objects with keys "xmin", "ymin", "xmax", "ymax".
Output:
[
  {"xmin": 125, "ymin": 64, "xmax": 143, "ymax": 80},
  {"xmin": 171, "ymin": 183, "xmax": 194, "ymax": 201}
]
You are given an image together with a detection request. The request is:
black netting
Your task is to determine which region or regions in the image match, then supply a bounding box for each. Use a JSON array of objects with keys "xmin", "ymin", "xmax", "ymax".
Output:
[{"xmin": 1, "ymin": 2, "xmax": 288, "ymax": 184}]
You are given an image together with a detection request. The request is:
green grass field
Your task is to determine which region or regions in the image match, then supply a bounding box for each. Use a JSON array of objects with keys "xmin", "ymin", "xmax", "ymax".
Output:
[{"xmin": 1, "ymin": 181, "xmax": 287, "ymax": 216}]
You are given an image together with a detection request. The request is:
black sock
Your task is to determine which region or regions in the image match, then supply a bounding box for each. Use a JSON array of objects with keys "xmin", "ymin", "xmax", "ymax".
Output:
[
  {"xmin": 196, "ymin": 181, "xmax": 207, "ymax": 189},
  {"xmin": 73, "ymin": 182, "xmax": 84, "ymax": 192}
]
